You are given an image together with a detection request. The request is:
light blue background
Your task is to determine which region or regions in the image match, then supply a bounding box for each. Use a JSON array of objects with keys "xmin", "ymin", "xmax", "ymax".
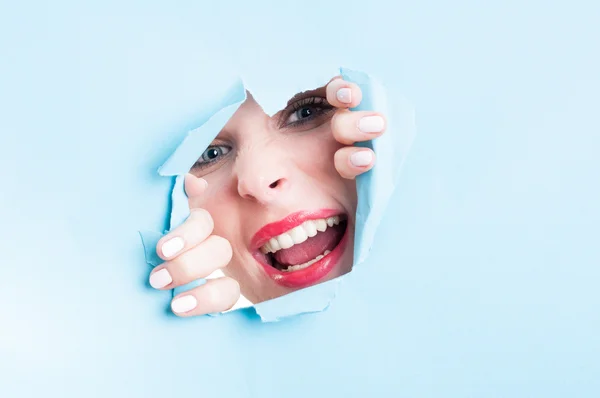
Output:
[{"xmin": 1, "ymin": 1, "xmax": 598, "ymax": 397}]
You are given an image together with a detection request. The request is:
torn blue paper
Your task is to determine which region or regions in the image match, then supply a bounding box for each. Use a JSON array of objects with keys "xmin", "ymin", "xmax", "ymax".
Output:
[
  {"xmin": 342, "ymin": 67, "xmax": 412, "ymax": 267},
  {"xmin": 158, "ymin": 78, "xmax": 247, "ymax": 178},
  {"xmin": 139, "ymin": 230, "xmax": 164, "ymax": 268},
  {"xmin": 254, "ymin": 278, "xmax": 343, "ymax": 322},
  {"xmin": 139, "ymin": 67, "xmax": 416, "ymax": 322},
  {"xmin": 241, "ymin": 66, "xmax": 339, "ymax": 117}
]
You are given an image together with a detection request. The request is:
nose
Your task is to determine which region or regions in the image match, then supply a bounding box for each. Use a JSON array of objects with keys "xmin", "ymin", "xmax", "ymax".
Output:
[{"xmin": 236, "ymin": 149, "xmax": 290, "ymax": 204}]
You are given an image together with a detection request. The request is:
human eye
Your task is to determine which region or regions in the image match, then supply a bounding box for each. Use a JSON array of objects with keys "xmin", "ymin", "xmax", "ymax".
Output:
[
  {"xmin": 190, "ymin": 144, "xmax": 232, "ymax": 172},
  {"xmin": 282, "ymin": 96, "xmax": 335, "ymax": 128}
]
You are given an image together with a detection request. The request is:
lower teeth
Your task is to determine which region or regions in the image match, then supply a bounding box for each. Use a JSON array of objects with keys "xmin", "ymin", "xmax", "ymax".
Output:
[{"xmin": 281, "ymin": 250, "xmax": 332, "ymax": 272}]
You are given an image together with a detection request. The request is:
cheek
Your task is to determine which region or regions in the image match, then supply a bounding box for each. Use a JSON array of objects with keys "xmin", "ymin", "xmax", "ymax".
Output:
[
  {"xmin": 197, "ymin": 184, "xmax": 261, "ymax": 253},
  {"xmin": 199, "ymin": 189, "xmax": 265, "ymax": 293},
  {"xmin": 203, "ymin": 189, "xmax": 239, "ymax": 229},
  {"xmin": 344, "ymin": 178, "xmax": 358, "ymax": 212},
  {"xmin": 283, "ymin": 126, "xmax": 358, "ymax": 212},
  {"xmin": 287, "ymin": 126, "xmax": 344, "ymax": 179},
  {"xmin": 197, "ymin": 186, "xmax": 240, "ymax": 238}
]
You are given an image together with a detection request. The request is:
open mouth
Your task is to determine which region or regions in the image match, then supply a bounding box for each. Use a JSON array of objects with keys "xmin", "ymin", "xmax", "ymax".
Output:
[
  {"xmin": 261, "ymin": 215, "xmax": 347, "ymax": 271},
  {"xmin": 251, "ymin": 210, "xmax": 350, "ymax": 289}
]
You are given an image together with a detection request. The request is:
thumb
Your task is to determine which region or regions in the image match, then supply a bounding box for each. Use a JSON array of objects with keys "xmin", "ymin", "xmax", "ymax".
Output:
[{"xmin": 184, "ymin": 173, "xmax": 208, "ymax": 209}]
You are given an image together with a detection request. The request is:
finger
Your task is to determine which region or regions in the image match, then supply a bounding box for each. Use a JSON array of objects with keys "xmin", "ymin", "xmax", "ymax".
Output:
[
  {"xmin": 155, "ymin": 207, "xmax": 214, "ymax": 261},
  {"xmin": 170, "ymin": 277, "xmax": 241, "ymax": 317},
  {"xmin": 331, "ymin": 110, "xmax": 386, "ymax": 145},
  {"xmin": 184, "ymin": 173, "xmax": 209, "ymax": 210},
  {"xmin": 334, "ymin": 147, "xmax": 376, "ymax": 179},
  {"xmin": 150, "ymin": 235, "xmax": 232, "ymax": 289},
  {"xmin": 326, "ymin": 78, "xmax": 362, "ymax": 109}
]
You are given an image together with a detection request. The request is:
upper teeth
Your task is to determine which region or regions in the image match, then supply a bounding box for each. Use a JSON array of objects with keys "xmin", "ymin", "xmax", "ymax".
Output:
[{"xmin": 260, "ymin": 216, "xmax": 341, "ymax": 254}]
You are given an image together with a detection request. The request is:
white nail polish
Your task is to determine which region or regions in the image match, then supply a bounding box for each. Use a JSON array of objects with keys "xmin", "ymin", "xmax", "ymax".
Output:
[
  {"xmin": 336, "ymin": 88, "xmax": 352, "ymax": 104},
  {"xmin": 172, "ymin": 295, "xmax": 197, "ymax": 313},
  {"xmin": 358, "ymin": 116, "xmax": 385, "ymax": 133},
  {"xmin": 149, "ymin": 268, "xmax": 172, "ymax": 289},
  {"xmin": 350, "ymin": 151, "xmax": 373, "ymax": 167},
  {"xmin": 161, "ymin": 237, "xmax": 184, "ymax": 257}
]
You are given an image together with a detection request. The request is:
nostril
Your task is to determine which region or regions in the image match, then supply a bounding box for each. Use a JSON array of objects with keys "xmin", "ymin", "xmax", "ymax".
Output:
[{"xmin": 269, "ymin": 178, "xmax": 286, "ymax": 189}]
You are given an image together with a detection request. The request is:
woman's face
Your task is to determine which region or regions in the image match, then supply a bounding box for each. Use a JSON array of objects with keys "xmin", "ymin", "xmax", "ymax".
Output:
[{"xmin": 189, "ymin": 86, "xmax": 357, "ymax": 303}]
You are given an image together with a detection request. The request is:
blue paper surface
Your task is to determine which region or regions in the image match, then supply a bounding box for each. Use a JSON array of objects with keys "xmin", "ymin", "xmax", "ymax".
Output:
[{"xmin": 2, "ymin": 1, "xmax": 600, "ymax": 397}]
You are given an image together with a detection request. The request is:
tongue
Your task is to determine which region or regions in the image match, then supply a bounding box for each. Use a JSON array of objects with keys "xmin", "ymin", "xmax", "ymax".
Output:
[{"xmin": 273, "ymin": 224, "xmax": 344, "ymax": 266}]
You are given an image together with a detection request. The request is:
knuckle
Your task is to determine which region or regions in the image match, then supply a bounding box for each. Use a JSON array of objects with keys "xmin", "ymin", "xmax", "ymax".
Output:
[
  {"xmin": 334, "ymin": 148, "xmax": 348, "ymax": 164},
  {"xmin": 227, "ymin": 277, "xmax": 241, "ymax": 294},
  {"xmin": 339, "ymin": 170, "xmax": 356, "ymax": 180},
  {"xmin": 203, "ymin": 282, "xmax": 223, "ymax": 309},
  {"xmin": 173, "ymin": 256, "xmax": 195, "ymax": 281},
  {"xmin": 171, "ymin": 245, "xmax": 204, "ymax": 281},
  {"xmin": 189, "ymin": 208, "xmax": 214, "ymax": 231},
  {"xmin": 330, "ymin": 112, "xmax": 344, "ymax": 138},
  {"xmin": 331, "ymin": 111, "xmax": 356, "ymax": 144},
  {"xmin": 327, "ymin": 77, "xmax": 343, "ymax": 90},
  {"xmin": 330, "ymin": 110, "xmax": 341, "ymax": 126},
  {"xmin": 334, "ymin": 151, "xmax": 357, "ymax": 180},
  {"xmin": 334, "ymin": 163, "xmax": 355, "ymax": 180},
  {"xmin": 211, "ymin": 235, "xmax": 233, "ymax": 263},
  {"xmin": 224, "ymin": 278, "xmax": 241, "ymax": 309},
  {"xmin": 327, "ymin": 75, "xmax": 343, "ymax": 86}
]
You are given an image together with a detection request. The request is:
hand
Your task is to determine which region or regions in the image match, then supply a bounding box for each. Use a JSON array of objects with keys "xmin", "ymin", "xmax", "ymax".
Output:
[
  {"xmin": 326, "ymin": 78, "xmax": 386, "ymax": 179},
  {"xmin": 148, "ymin": 174, "xmax": 240, "ymax": 317}
]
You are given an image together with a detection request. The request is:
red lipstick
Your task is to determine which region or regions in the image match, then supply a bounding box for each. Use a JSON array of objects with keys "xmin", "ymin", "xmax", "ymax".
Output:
[{"xmin": 251, "ymin": 209, "xmax": 349, "ymax": 289}]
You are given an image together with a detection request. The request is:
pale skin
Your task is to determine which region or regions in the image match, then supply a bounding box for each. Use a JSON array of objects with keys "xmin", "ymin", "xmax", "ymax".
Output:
[{"xmin": 149, "ymin": 78, "xmax": 387, "ymax": 317}]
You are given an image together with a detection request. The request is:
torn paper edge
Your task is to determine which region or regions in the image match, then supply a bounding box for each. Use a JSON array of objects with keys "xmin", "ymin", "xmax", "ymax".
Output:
[
  {"xmin": 241, "ymin": 66, "xmax": 339, "ymax": 117},
  {"xmin": 139, "ymin": 67, "xmax": 416, "ymax": 322}
]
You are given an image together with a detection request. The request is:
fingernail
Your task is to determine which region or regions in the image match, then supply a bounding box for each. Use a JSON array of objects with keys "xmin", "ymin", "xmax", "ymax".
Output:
[
  {"xmin": 336, "ymin": 87, "xmax": 352, "ymax": 104},
  {"xmin": 358, "ymin": 116, "xmax": 385, "ymax": 133},
  {"xmin": 149, "ymin": 268, "xmax": 172, "ymax": 289},
  {"xmin": 350, "ymin": 151, "xmax": 373, "ymax": 167},
  {"xmin": 172, "ymin": 295, "xmax": 197, "ymax": 313},
  {"xmin": 161, "ymin": 237, "xmax": 184, "ymax": 257}
]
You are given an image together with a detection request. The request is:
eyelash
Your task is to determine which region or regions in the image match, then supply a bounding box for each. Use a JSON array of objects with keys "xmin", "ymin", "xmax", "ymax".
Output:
[
  {"xmin": 191, "ymin": 145, "xmax": 231, "ymax": 170},
  {"xmin": 282, "ymin": 96, "xmax": 334, "ymax": 128}
]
